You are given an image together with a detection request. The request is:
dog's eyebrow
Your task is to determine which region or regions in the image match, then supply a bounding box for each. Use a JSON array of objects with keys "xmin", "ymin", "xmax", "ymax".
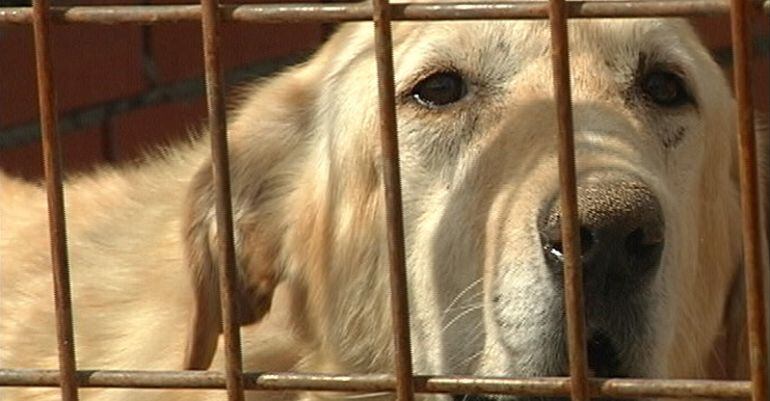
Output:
[
  {"xmin": 636, "ymin": 52, "xmax": 685, "ymax": 76},
  {"xmin": 326, "ymin": 23, "xmax": 421, "ymax": 86}
]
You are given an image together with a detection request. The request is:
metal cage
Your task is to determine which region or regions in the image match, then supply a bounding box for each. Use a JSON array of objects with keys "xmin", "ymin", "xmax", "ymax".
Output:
[{"xmin": 0, "ymin": 1, "xmax": 768, "ymax": 400}]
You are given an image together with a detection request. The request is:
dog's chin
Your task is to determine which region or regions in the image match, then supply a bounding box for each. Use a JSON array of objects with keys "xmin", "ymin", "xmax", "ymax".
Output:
[
  {"xmin": 459, "ymin": 336, "xmax": 641, "ymax": 401},
  {"xmin": 493, "ymin": 307, "xmax": 651, "ymax": 381}
]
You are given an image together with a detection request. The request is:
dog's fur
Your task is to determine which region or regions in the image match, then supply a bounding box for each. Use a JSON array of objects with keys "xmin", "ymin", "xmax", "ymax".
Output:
[{"xmin": 0, "ymin": 7, "xmax": 761, "ymax": 401}]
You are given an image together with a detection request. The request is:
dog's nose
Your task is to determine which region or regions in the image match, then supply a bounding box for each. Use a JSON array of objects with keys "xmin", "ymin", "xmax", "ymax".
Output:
[{"xmin": 539, "ymin": 181, "xmax": 664, "ymax": 291}]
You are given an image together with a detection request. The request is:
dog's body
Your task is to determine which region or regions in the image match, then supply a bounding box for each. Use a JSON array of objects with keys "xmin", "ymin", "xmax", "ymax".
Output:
[
  {"xmin": 0, "ymin": 8, "xmax": 757, "ymax": 401},
  {"xmin": 1, "ymin": 139, "xmax": 307, "ymax": 401}
]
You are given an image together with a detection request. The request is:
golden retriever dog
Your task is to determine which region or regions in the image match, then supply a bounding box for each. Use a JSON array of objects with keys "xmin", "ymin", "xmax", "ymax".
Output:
[{"xmin": 0, "ymin": 4, "xmax": 758, "ymax": 401}]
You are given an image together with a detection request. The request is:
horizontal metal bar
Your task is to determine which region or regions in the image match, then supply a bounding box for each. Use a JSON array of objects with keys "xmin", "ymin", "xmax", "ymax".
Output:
[
  {"xmin": 1, "ymin": 1, "xmax": 769, "ymax": 25},
  {"xmin": 0, "ymin": 369, "xmax": 753, "ymax": 399}
]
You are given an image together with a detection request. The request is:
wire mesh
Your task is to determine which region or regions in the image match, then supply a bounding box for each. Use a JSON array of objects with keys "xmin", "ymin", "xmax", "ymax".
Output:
[{"xmin": 3, "ymin": 0, "xmax": 769, "ymax": 400}]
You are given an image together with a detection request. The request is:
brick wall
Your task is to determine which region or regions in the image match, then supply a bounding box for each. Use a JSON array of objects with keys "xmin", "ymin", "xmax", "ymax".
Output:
[
  {"xmin": 0, "ymin": 4, "xmax": 767, "ymax": 179},
  {"xmin": 0, "ymin": 0, "xmax": 324, "ymax": 179}
]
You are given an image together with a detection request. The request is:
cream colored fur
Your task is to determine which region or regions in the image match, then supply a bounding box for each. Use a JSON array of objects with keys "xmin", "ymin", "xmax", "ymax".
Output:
[{"xmin": 0, "ymin": 7, "xmax": 759, "ymax": 401}]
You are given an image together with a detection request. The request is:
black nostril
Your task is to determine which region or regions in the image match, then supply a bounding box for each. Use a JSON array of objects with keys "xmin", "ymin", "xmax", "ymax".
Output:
[
  {"xmin": 541, "ymin": 226, "xmax": 595, "ymax": 261},
  {"xmin": 579, "ymin": 226, "xmax": 595, "ymax": 255},
  {"xmin": 625, "ymin": 228, "xmax": 645, "ymax": 256},
  {"xmin": 625, "ymin": 227, "xmax": 663, "ymax": 255},
  {"xmin": 625, "ymin": 226, "xmax": 664, "ymax": 272}
]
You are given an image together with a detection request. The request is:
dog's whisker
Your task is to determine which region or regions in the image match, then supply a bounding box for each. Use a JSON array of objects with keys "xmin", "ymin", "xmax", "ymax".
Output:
[
  {"xmin": 442, "ymin": 278, "xmax": 483, "ymax": 317},
  {"xmin": 338, "ymin": 392, "xmax": 391, "ymax": 400},
  {"xmin": 441, "ymin": 305, "xmax": 484, "ymax": 334},
  {"xmin": 442, "ymin": 301, "xmax": 484, "ymax": 319},
  {"xmin": 443, "ymin": 296, "xmax": 484, "ymax": 317},
  {"xmin": 448, "ymin": 344, "xmax": 485, "ymax": 372}
]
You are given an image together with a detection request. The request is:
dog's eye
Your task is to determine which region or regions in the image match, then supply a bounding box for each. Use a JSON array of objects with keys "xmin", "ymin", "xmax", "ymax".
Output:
[
  {"xmin": 641, "ymin": 71, "xmax": 691, "ymax": 107},
  {"xmin": 411, "ymin": 71, "xmax": 467, "ymax": 108}
]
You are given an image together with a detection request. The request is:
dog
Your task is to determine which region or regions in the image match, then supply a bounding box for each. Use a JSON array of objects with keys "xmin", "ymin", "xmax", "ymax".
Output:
[{"xmin": 0, "ymin": 5, "xmax": 760, "ymax": 401}]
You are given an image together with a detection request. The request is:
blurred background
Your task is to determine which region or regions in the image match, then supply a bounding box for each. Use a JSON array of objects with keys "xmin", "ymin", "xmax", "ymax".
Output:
[{"xmin": 0, "ymin": 1, "xmax": 768, "ymax": 180}]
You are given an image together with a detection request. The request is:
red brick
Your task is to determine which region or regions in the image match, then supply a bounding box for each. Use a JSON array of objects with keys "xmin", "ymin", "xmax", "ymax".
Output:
[
  {"xmin": 0, "ymin": 25, "xmax": 38, "ymax": 127},
  {"xmin": 219, "ymin": 22, "xmax": 323, "ymax": 70},
  {"xmin": 149, "ymin": 23, "xmax": 323, "ymax": 83},
  {"xmin": 108, "ymin": 97, "xmax": 208, "ymax": 162},
  {"xmin": 692, "ymin": 13, "xmax": 768, "ymax": 53},
  {"xmin": 52, "ymin": 24, "xmax": 146, "ymax": 113},
  {"xmin": 692, "ymin": 16, "xmax": 732, "ymax": 50},
  {"xmin": 0, "ymin": 23, "xmax": 146, "ymax": 127},
  {"xmin": 146, "ymin": 23, "xmax": 204, "ymax": 83},
  {"xmin": 149, "ymin": 0, "xmax": 323, "ymax": 83},
  {"xmin": 0, "ymin": 126, "xmax": 107, "ymax": 180}
]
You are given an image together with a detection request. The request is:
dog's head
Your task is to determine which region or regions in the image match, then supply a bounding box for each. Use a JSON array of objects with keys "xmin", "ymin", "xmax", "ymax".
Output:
[{"xmin": 182, "ymin": 12, "xmax": 751, "ymax": 394}]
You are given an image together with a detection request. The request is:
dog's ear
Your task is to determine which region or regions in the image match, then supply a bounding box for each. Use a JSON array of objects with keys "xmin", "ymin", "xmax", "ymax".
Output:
[
  {"xmin": 182, "ymin": 161, "xmax": 283, "ymax": 370},
  {"xmin": 178, "ymin": 30, "xmax": 358, "ymax": 369},
  {"xmin": 179, "ymin": 63, "xmax": 324, "ymax": 369}
]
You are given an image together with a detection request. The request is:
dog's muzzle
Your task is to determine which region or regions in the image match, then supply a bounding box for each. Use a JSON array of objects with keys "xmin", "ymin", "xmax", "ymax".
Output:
[{"xmin": 537, "ymin": 179, "xmax": 664, "ymax": 378}]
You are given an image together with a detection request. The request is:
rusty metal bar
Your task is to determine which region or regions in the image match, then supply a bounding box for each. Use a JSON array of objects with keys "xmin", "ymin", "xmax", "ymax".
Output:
[
  {"xmin": 547, "ymin": 1, "xmax": 589, "ymax": 401},
  {"xmin": 30, "ymin": 1, "xmax": 80, "ymax": 400},
  {"xmin": 729, "ymin": 1, "xmax": 770, "ymax": 401},
  {"xmin": 370, "ymin": 0, "xmax": 416, "ymax": 398},
  {"xmin": 0, "ymin": 369, "xmax": 755, "ymax": 399},
  {"xmin": 6, "ymin": 1, "xmax": 770, "ymax": 25},
  {"xmin": 200, "ymin": 0, "xmax": 246, "ymax": 400}
]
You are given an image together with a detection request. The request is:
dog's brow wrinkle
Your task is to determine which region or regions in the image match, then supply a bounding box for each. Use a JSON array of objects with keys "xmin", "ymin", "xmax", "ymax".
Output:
[{"xmin": 663, "ymin": 126, "xmax": 687, "ymax": 148}]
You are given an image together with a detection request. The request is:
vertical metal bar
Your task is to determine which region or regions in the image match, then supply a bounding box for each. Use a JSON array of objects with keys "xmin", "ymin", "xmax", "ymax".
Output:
[
  {"xmin": 200, "ymin": 1, "xmax": 246, "ymax": 401},
  {"xmin": 30, "ymin": 1, "xmax": 80, "ymax": 400},
  {"xmin": 370, "ymin": 0, "xmax": 416, "ymax": 400},
  {"xmin": 548, "ymin": 1, "xmax": 589, "ymax": 400},
  {"xmin": 730, "ymin": 1, "xmax": 770, "ymax": 401}
]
